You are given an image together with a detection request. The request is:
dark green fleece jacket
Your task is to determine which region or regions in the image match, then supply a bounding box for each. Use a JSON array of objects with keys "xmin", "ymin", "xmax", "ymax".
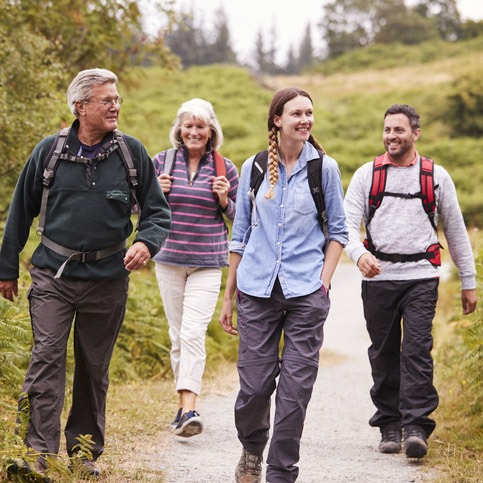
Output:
[{"xmin": 0, "ymin": 120, "xmax": 171, "ymax": 280}]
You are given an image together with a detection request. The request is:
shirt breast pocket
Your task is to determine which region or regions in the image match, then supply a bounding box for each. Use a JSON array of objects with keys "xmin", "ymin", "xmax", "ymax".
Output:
[
  {"xmin": 106, "ymin": 190, "xmax": 131, "ymax": 204},
  {"xmin": 293, "ymin": 187, "xmax": 314, "ymax": 215}
]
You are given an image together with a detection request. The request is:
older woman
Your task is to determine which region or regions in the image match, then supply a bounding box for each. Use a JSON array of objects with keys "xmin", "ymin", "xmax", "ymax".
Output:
[{"xmin": 152, "ymin": 98, "xmax": 238, "ymax": 437}]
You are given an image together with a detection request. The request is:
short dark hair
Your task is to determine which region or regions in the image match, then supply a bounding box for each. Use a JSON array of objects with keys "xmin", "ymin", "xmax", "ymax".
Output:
[{"xmin": 384, "ymin": 104, "xmax": 420, "ymax": 130}]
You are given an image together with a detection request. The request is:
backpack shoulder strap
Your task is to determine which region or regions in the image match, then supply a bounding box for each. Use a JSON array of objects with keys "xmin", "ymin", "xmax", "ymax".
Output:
[
  {"xmin": 164, "ymin": 148, "xmax": 177, "ymax": 175},
  {"xmin": 114, "ymin": 130, "xmax": 141, "ymax": 229},
  {"xmin": 37, "ymin": 127, "xmax": 71, "ymax": 235},
  {"xmin": 246, "ymin": 150, "xmax": 268, "ymax": 228},
  {"xmin": 420, "ymin": 156, "xmax": 437, "ymax": 231},
  {"xmin": 250, "ymin": 150, "xmax": 269, "ymax": 200},
  {"xmin": 213, "ymin": 151, "xmax": 227, "ymax": 178},
  {"xmin": 307, "ymin": 152, "xmax": 329, "ymax": 252},
  {"xmin": 114, "ymin": 130, "xmax": 137, "ymax": 187},
  {"xmin": 367, "ymin": 154, "xmax": 387, "ymax": 224}
]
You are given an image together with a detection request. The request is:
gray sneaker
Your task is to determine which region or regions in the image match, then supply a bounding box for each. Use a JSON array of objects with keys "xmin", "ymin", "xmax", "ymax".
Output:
[
  {"xmin": 235, "ymin": 449, "xmax": 263, "ymax": 483},
  {"xmin": 404, "ymin": 426, "xmax": 428, "ymax": 458},
  {"xmin": 379, "ymin": 425, "xmax": 402, "ymax": 453}
]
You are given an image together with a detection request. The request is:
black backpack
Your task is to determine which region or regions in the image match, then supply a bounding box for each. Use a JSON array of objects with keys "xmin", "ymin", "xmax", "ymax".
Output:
[{"xmin": 248, "ymin": 149, "xmax": 329, "ymax": 253}]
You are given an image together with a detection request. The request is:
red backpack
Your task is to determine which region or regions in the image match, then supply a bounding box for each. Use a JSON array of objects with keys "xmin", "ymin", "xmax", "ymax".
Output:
[{"xmin": 363, "ymin": 155, "xmax": 442, "ymax": 267}]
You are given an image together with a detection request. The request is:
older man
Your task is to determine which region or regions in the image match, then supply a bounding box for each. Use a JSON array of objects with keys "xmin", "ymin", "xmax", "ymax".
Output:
[{"xmin": 0, "ymin": 68, "xmax": 171, "ymax": 479}]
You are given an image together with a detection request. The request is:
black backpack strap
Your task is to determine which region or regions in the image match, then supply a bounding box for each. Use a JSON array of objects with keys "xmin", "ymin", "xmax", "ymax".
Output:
[
  {"xmin": 248, "ymin": 149, "xmax": 329, "ymax": 252},
  {"xmin": 164, "ymin": 148, "xmax": 177, "ymax": 175},
  {"xmin": 364, "ymin": 242, "xmax": 441, "ymax": 267},
  {"xmin": 307, "ymin": 152, "xmax": 329, "ymax": 253},
  {"xmin": 248, "ymin": 150, "xmax": 268, "ymax": 221},
  {"xmin": 114, "ymin": 130, "xmax": 141, "ymax": 230},
  {"xmin": 240, "ymin": 150, "xmax": 268, "ymax": 245},
  {"xmin": 249, "ymin": 150, "xmax": 268, "ymax": 199},
  {"xmin": 37, "ymin": 127, "xmax": 71, "ymax": 235}
]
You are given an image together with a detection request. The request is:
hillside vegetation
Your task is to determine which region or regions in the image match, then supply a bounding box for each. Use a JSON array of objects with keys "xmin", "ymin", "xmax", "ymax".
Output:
[
  {"xmin": 119, "ymin": 45, "xmax": 482, "ymax": 226},
  {"xmin": 0, "ymin": 40, "xmax": 481, "ymax": 481}
]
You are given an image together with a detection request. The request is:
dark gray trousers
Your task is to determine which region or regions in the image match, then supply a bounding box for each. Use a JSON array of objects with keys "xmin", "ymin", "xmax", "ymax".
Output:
[
  {"xmin": 235, "ymin": 279, "xmax": 330, "ymax": 483},
  {"xmin": 22, "ymin": 267, "xmax": 129, "ymax": 460},
  {"xmin": 362, "ymin": 278, "xmax": 439, "ymax": 437}
]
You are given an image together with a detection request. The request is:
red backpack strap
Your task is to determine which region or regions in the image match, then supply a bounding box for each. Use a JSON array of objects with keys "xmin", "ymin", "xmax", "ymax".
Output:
[
  {"xmin": 420, "ymin": 156, "xmax": 435, "ymax": 212},
  {"xmin": 420, "ymin": 156, "xmax": 437, "ymax": 231},
  {"xmin": 367, "ymin": 155, "xmax": 387, "ymax": 223},
  {"xmin": 213, "ymin": 151, "xmax": 226, "ymax": 178}
]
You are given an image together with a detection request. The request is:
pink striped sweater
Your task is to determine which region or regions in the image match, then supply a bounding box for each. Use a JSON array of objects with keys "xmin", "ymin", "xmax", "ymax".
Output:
[{"xmin": 152, "ymin": 148, "xmax": 238, "ymax": 267}]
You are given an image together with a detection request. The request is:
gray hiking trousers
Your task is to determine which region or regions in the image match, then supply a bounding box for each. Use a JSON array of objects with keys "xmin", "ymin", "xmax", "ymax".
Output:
[
  {"xmin": 21, "ymin": 267, "xmax": 129, "ymax": 460},
  {"xmin": 235, "ymin": 278, "xmax": 330, "ymax": 482}
]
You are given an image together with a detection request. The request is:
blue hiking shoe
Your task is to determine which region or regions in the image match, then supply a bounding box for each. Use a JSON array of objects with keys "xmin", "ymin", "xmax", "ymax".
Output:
[
  {"xmin": 170, "ymin": 407, "xmax": 183, "ymax": 428},
  {"xmin": 174, "ymin": 410, "xmax": 203, "ymax": 437}
]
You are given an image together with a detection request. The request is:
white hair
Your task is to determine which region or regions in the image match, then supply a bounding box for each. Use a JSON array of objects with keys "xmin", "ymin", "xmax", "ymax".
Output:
[
  {"xmin": 169, "ymin": 98, "xmax": 224, "ymax": 151},
  {"xmin": 66, "ymin": 68, "xmax": 118, "ymax": 118}
]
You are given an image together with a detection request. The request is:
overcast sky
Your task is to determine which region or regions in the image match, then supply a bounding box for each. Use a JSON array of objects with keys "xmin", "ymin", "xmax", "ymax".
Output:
[{"xmin": 141, "ymin": 0, "xmax": 483, "ymax": 64}]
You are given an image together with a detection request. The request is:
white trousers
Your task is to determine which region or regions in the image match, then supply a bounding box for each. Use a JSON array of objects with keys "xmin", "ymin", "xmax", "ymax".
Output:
[{"xmin": 155, "ymin": 263, "xmax": 222, "ymax": 395}]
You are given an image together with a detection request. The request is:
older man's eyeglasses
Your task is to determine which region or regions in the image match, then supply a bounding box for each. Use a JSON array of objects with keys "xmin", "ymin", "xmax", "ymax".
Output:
[{"xmin": 84, "ymin": 97, "xmax": 124, "ymax": 107}]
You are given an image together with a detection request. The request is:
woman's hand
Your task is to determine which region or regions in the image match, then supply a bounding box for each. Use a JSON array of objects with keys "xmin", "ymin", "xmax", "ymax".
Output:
[
  {"xmin": 219, "ymin": 298, "xmax": 238, "ymax": 336},
  {"xmin": 158, "ymin": 172, "xmax": 173, "ymax": 193},
  {"xmin": 212, "ymin": 175, "xmax": 230, "ymax": 210}
]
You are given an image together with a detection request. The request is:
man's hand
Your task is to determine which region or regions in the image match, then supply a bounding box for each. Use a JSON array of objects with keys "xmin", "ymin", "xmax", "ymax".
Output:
[
  {"xmin": 124, "ymin": 242, "xmax": 151, "ymax": 271},
  {"xmin": 0, "ymin": 280, "xmax": 18, "ymax": 301},
  {"xmin": 462, "ymin": 288, "xmax": 478, "ymax": 315},
  {"xmin": 357, "ymin": 253, "xmax": 381, "ymax": 278}
]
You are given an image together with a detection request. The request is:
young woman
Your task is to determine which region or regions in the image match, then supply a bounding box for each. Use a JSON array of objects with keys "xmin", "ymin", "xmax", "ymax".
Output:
[
  {"xmin": 153, "ymin": 98, "xmax": 238, "ymax": 437},
  {"xmin": 219, "ymin": 87, "xmax": 348, "ymax": 482}
]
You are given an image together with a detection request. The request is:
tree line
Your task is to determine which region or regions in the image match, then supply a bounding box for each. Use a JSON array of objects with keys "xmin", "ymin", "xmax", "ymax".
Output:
[{"xmin": 165, "ymin": 0, "xmax": 483, "ymax": 73}]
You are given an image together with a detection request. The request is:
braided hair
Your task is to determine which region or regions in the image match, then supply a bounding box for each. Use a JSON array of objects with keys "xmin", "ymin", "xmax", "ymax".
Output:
[{"xmin": 264, "ymin": 87, "xmax": 325, "ymax": 199}]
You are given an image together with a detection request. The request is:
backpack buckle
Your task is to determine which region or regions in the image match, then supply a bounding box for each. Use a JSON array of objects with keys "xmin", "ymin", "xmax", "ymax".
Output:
[{"xmin": 80, "ymin": 251, "xmax": 98, "ymax": 263}]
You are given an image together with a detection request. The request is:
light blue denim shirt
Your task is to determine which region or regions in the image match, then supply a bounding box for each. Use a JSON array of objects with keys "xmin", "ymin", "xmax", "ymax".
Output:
[{"xmin": 230, "ymin": 142, "xmax": 348, "ymax": 299}]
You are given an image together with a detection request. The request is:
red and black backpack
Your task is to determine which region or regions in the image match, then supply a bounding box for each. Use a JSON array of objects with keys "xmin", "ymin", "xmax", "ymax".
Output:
[{"xmin": 363, "ymin": 155, "xmax": 442, "ymax": 267}]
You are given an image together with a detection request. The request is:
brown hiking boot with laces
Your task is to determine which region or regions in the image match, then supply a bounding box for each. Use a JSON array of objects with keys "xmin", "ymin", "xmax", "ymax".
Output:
[{"xmin": 235, "ymin": 449, "xmax": 263, "ymax": 483}]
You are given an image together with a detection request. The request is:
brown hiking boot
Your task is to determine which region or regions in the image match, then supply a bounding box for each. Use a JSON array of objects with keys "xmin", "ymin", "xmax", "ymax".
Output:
[{"xmin": 235, "ymin": 449, "xmax": 263, "ymax": 483}]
